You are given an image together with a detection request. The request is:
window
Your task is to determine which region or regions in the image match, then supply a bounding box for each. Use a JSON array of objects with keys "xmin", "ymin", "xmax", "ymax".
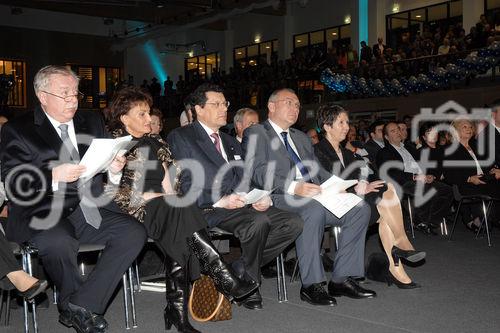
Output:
[
  {"xmin": 485, "ymin": 0, "xmax": 500, "ymax": 10},
  {"xmin": 68, "ymin": 65, "xmax": 122, "ymax": 109},
  {"xmin": 185, "ymin": 52, "xmax": 220, "ymax": 81},
  {"xmin": 233, "ymin": 39, "xmax": 278, "ymax": 68},
  {"xmin": 386, "ymin": 0, "xmax": 463, "ymax": 49},
  {"xmin": 293, "ymin": 24, "xmax": 351, "ymax": 55},
  {"xmin": 0, "ymin": 59, "xmax": 26, "ymax": 108}
]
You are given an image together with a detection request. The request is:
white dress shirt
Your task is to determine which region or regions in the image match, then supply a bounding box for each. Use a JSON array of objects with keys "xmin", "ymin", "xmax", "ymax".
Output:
[{"xmin": 198, "ymin": 121, "xmax": 229, "ymax": 162}]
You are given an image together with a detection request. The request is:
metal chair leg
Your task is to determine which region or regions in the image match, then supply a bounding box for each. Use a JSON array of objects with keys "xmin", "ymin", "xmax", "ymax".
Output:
[
  {"xmin": 448, "ymin": 200, "xmax": 463, "ymax": 241},
  {"xmin": 53, "ymin": 285, "xmax": 58, "ymax": 305},
  {"xmin": 333, "ymin": 226, "xmax": 341, "ymax": 250},
  {"xmin": 407, "ymin": 197, "xmax": 415, "ymax": 239},
  {"xmin": 122, "ymin": 273, "xmax": 130, "ymax": 330},
  {"xmin": 134, "ymin": 261, "xmax": 141, "ymax": 292},
  {"xmin": 290, "ymin": 258, "xmax": 299, "ymax": 283},
  {"xmin": 5, "ymin": 290, "xmax": 11, "ymax": 326},
  {"xmin": 25, "ymin": 252, "xmax": 38, "ymax": 333},
  {"xmin": 440, "ymin": 217, "xmax": 448, "ymax": 236},
  {"xmin": 276, "ymin": 253, "xmax": 288, "ymax": 302},
  {"xmin": 21, "ymin": 252, "xmax": 30, "ymax": 333},
  {"xmin": 478, "ymin": 200, "xmax": 492, "ymax": 247},
  {"xmin": 128, "ymin": 267, "xmax": 137, "ymax": 328}
]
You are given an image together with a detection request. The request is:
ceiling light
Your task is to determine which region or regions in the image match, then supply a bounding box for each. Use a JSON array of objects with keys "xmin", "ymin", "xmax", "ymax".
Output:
[
  {"xmin": 344, "ymin": 15, "xmax": 351, "ymax": 24},
  {"xmin": 332, "ymin": 32, "xmax": 337, "ymax": 36},
  {"xmin": 237, "ymin": 51, "xmax": 242, "ymax": 55},
  {"xmin": 297, "ymin": 39, "xmax": 302, "ymax": 43},
  {"xmin": 392, "ymin": 3, "xmax": 400, "ymax": 13},
  {"xmin": 265, "ymin": 46, "xmax": 270, "ymax": 49},
  {"xmin": 416, "ymin": 15, "xmax": 422, "ymax": 18}
]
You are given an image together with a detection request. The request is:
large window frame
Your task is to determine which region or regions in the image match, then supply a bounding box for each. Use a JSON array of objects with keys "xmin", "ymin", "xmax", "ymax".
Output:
[
  {"xmin": 293, "ymin": 24, "xmax": 352, "ymax": 55},
  {"xmin": 0, "ymin": 59, "xmax": 26, "ymax": 108},
  {"xmin": 386, "ymin": 0, "xmax": 463, "ymax": 49},
  {"xmin": 68, "ymin": 64, "xmax": 121, "ymax": 109},
  {"xmin": 233, "ymin": 39, "xmax": 278, "ymax": 68},
  {"xmin": 185, "ymin": 52, "xmax": 220, "ymax": 81}
]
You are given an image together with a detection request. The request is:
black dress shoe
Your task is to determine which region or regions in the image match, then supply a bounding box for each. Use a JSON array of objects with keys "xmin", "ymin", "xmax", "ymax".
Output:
[
  {"xmin": 18, "ymin": 280, "xmax": 48, "ymax": 301},
  {"xmin": 60, "ymin": 303, "xmax": 108, "ymax": 333},
  {"xmin": 328, "ymin": 278, "xmax": 377, "ymax": 299},
  {"xmin": 300, "ymin": 283, "xmax": 336, "ymax": 306},
  {"xmin": 238, "ymin": 289, "xmax": 263, "ymax": 310}
]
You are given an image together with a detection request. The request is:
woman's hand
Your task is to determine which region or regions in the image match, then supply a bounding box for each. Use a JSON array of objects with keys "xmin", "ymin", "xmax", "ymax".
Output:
[
  {"xmin": 468, "ymin": 174, "xmax": 486, "ymax": 185},
  {"xmin": 109, "ymin": 155, "xmax": 126, "ymax": 175},
  {"xmin": 489, "ymin": 168, "xmax": 500, "ymax": 180},
  {"xmin": 354, "ymin": 180, "xmax": 385, "ymax": 195}
]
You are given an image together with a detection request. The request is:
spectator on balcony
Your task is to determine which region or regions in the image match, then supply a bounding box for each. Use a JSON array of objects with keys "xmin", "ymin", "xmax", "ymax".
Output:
[
  {"xmin": 373, "ymin": 37, "xmax": 386, "ymax": 60},
  {"xmin": 359, "ymin": 41, "xmax": 373, "ymax": 64},
  {"xmin": 438, "ymin": 38, "xmax": 451, "ymax": 55}
]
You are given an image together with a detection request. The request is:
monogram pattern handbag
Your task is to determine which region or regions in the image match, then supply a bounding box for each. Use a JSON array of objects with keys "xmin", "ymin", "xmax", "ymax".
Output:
[{"xmin": 188, "ymin": 275, "xmax": 232, "ymax": 322}]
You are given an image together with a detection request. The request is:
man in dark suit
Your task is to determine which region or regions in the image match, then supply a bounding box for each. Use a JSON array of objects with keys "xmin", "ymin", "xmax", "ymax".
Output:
[
  {"xmin": 474, "ymin": 100, "xmax": 500, "ymax": 175},
  {"xmin": 372, "ymin": 37, "xmax": 386, "ymax": 60},
  {"xmin": 376, "ymin": 122, "xmax": 452, "ymax": 235},
  {"xmin": 167, "ymin": 83, "xmax": 302, "ymax": 310},
  {"xmin": 242, "ymin": 88, "xmax": 374, "ymax": 307},
  {"xmin": 0, "ymin": 66, "xmax": 146, "ymax": 333},
  {"xmin": 364, "ymin": 119, "xmax": 386, "ymax": 166}
]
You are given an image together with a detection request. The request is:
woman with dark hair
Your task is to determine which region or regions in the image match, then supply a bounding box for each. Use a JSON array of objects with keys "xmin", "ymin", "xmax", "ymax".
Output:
[
  {"xmin": 105, "ymin": 87, "xmax": 256, "ymax": 333},
  {"xmin": 314, "ymin": 103, "xmax": 425, "ymax": 289},
  {"xmin": 417, "ymin": 122, "xmax": 445, "ymax": 180}
]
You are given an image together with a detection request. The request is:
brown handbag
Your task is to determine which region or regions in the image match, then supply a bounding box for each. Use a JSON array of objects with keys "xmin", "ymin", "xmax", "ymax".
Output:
[{"xmin": 188, "ymin": 275, "xmax": 232, "ymax": 322}]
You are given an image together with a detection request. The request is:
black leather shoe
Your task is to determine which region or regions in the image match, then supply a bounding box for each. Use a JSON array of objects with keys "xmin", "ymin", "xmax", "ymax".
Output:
[
  {"xmin": 60, "ymin": 303, "xmax": 108, "ymax": 333},
  {"xmin": 300, "ymin": 283, "xmax": 336, "ymax": 306},
  {"xmin": 328, "ymin": 278, "xmax": 377, "ymax": 299},
  {"xmin": 391, "ymin": 246, "xmax": 426, "ymax": 266},
  {"xmin": 238, "ymin": 289, "xmax": 262, "ymax": 310},
  {"xmin": 18, "ymin": 280, "xmax": 48, "ymax": 301}
]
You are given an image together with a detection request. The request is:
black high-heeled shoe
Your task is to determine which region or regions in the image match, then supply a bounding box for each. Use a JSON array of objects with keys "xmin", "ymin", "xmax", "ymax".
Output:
[
  {"xmin": 386, "ymin": 271, "xmax": 421, "ymax": 289},
  {"xmin": 391, "ymin": 246, "xmax": 426, "ymax": 266}
]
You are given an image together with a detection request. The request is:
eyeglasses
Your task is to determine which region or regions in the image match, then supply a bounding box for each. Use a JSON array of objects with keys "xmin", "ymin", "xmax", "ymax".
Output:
[
  {"xmin": 273, "ymin": 99, "xmax": 301, "ymax": 109},
  {"xmin": 205, "ymin": 101, "xmax": 230, "ymax": 109},
  {"xmin": 41, "ymin": 90, "xmax": 84, "ymax": 102}
]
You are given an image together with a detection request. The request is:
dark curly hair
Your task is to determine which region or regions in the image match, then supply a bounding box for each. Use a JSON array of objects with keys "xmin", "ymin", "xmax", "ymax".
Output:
[
  {"xmin": 316, "ymin": 103, "xmax": 348, "ymax": 133},
  {"xmin": 106, "ymin": 86, "xmax": 153, "ymax": 132},
  {"xmin": 190, "ymin": 83, "xmax": 224, "ymax": 108}
]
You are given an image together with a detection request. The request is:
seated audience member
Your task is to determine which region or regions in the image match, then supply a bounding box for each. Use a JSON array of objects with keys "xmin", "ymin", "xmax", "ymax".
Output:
[
  {"xmin": 417, "ymin": 122, "xmax": 445, "ymax": 180},
  {"xmin": 149, "ymin": 107, "xmax": 164, "ymax": 136},
  {"xmin": 0, "ymin": 65, "xmax": 147, "ymax": 333},
  {"xmin": 0, "ymin": 230, "xmax": 48, "ymax": 300},
  {"xmin": 376, "ymin": 122, "xmax": 453, "ymax": 235},
  {"xmin": 398, "ymin": 120, "xmax": 417, "ymax": 152},
  {"xmin": 105, "ymin": 87, "xmax": 257, "ymax": 333},
  {"xmin": 234, "ymin": 107, "xmax": 259, "ymax": 142},
  {"xmin": 242, "ymin": 88, "xmax": 375, "ymax": 306},
  {"xmin": 365, "ymin": 120, "xmax": 386, "ymax": 165},
  {"xmin": 314, "ymin": 104, "xmax": 424, "ymax": 288},
  {"xmin": 474, "ymin": 99, "xmax": 500, "ymax": 173},
  {"xmin": 306, "ymin": 128, "xmax": 320, "ymax": 145},
  {"xmin": 167, "ymin": 83, "xmax": 302, "ymax": 311},
  {"xmin": 443, "ymin": 117, "xmax": 500, "ymax": 231},
  {"xmin": 179, "ymin": 97, "xmax": 194, "ymax": 127}
]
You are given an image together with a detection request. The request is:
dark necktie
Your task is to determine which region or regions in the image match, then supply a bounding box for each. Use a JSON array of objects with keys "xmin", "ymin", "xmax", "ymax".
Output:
[
  {"xmin": 58, "ymin": 124, "xmax": 102, "ymax": 229},
  {"xmin": 210, "ymin": 132, "xmax": 222, "ymax": 155},
  {"xmin": 280, "ymin": 131, "xmax": 311, "ymax": 181}
]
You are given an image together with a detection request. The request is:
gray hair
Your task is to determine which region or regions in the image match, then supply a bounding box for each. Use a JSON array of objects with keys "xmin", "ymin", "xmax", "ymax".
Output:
[
  {"xmin": 267, "ymin": 88, "xmax": 296, "ymax": 104},
  {"xmin": 33, "ymin": 65, "xmax": 79, "ymax": 95},
  {"xmin": 234, "ymin": 107, "xmax": 257, "ymax": 124}
]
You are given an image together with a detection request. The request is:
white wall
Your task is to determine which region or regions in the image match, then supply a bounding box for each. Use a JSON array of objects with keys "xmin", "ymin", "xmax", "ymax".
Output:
[{"xmin": 0, "ymin": 4, "xmax": 125, "ymax": 36}]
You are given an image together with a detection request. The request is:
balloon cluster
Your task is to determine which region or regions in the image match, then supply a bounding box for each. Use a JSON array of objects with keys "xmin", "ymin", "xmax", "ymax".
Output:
[{"xmin": 321, "ymin": 42, "xmax": 500, "ymax": 97}]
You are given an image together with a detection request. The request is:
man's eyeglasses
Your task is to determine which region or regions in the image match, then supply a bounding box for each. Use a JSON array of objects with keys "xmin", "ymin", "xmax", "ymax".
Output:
[
  {"xmin": 273, "ymin": 99, "xmax": 301, "ymax": 109},
  {"xmin": 205, "ymin": 101, "xmax": 230, "ymax": 109},
  {"xmin": 41, "ymin": 90, "xmax": 84, "ymax": 102}
]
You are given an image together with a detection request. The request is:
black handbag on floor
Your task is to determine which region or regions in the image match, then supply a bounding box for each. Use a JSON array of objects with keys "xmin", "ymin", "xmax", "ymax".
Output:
[{"xmin": 366, "ymin": 252, "xmax": 389, "ymax": 282}]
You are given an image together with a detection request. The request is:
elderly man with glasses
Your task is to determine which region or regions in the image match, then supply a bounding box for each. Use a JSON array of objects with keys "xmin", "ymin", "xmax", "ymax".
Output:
[{"xmin": 0, "ymin": 65, "xmax": 146, "ymax": 333}]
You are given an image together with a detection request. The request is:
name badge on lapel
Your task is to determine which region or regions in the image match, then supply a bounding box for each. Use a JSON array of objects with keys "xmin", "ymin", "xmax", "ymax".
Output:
[{"xmin": 234, "ymin": 155, "xmax": 242, "ymax": 160}]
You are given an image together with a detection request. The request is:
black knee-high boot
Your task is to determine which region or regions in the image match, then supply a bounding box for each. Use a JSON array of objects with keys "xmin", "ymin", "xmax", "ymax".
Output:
[
  {"xmin": 187, "ymin": 229, "xmax": 258, "ymax": 301},
  {"xmin": 163, "ymin": 257, "xmax": 200, "ymax": 333}
]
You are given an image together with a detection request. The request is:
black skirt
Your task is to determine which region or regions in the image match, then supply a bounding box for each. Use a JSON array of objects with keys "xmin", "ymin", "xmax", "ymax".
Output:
[{"xmin": 143, "ymin": 195, "xmax": 207, "ymax": 280}]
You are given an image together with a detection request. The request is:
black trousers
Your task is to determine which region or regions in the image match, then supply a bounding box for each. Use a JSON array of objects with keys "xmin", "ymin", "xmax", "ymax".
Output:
[
  {"xmin": 143, "ymin": 197, "xmax": 207, "ymax": 281},
  {"xmin": 0, "ymin": 230, "xmax": 20, "ymax": 280},
  {"xmin": 204, "ymin": 206, "xmax": 302, "ymax": 283},
  {"xmin": 402, "ymin": 180, "xmax": 453, "ymax": 224},
  {"xmin": 458, "ymin": 180, "xmax": 500, "ymax": 221},
  {"xmin": 30, "ymin": 208, "xmax": 147, "ymax": 314}
]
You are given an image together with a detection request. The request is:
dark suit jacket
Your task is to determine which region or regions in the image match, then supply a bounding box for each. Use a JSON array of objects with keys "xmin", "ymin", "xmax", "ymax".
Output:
[
  {"xmin": 314, "ymin": 139, "xmax": 364, "ymax": 180},
  {"xmin": 167, "ymin": 121, "xmax": 248, "ymax": 225},
  {"xmin": 442, "ymin": 143, "xmax": 486, "ymax": 185},
  {"xmin": 364, "ymin": 139, "xmax": 383, "ymax": 165},
  {"xmin": 0, "ymin": 107, "xmax": 111, "ymax": 243},
  {"xmin": 372, "ymin": 43, "xmax": 386, "ymax": 58},
  {"xmin": 241, "ymin": 120, "xmax": 330, "ymax": 194},
  {"xmin": 376, "ymin": 142, "xmax": 418, "ymax": 187}
]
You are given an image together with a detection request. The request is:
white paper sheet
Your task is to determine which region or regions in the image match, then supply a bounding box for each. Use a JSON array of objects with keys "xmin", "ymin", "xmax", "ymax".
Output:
[
  {"xmin": 236, "ymin": 188, "xmax": 271, "ymax": 205},
  {"xmin": 79, "ymin": 135, "xmax": 135, "ymax": 181},
  {"xmin": 313, "ymin": 175, "xmax": 362, "ymax": 218}
]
